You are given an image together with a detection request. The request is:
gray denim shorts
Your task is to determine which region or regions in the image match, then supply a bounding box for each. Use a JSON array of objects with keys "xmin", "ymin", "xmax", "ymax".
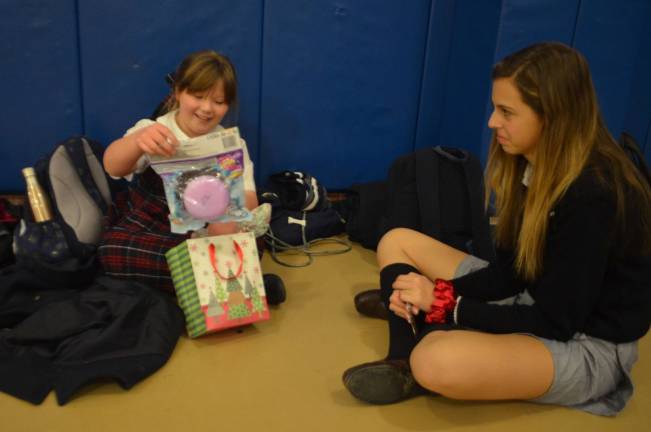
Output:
[{"xmin": 454, "ymin": 255, "xmax": 639, "ymax": 416}]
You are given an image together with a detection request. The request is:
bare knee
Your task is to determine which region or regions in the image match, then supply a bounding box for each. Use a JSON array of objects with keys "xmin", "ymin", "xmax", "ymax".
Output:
[
  {"xmin": 377, "ymin": 228, "xmax": 415, "ymax": 266},
  {"xmin": 377, "ymin": 228, "xmax": 412, "ymax": 252},
  {"xmin": 409, "ymin": 332, "xmax": 469, "ymax": 397}
]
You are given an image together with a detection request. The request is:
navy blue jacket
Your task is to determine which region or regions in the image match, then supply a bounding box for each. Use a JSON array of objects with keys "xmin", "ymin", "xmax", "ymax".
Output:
[{"xmin": 455, "ymin": 167, "xmax": 651, "ymax": 343}]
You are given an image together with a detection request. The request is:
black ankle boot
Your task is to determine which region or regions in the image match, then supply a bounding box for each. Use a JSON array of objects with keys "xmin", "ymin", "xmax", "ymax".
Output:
[
  {"xmin": 263, "ymin": 273, "xmax": 286, "ymax": 305},
  {"xmin": 354, "ymin": 289, "xmax": 388, "ymax": 320},
  {"xmin": 342, "ymin": 359, "xmax": 427, "ymax": 404}
]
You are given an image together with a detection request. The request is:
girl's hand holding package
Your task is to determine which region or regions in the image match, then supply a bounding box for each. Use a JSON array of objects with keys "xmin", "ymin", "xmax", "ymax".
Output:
[{"xmin": 135, "ymin": 123, "xmax": 179, "ymax": 157}]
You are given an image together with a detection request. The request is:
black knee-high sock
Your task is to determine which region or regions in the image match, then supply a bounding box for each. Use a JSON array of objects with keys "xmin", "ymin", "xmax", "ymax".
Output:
[{"xmin": 380, "ymin": 263, "xmax": 421, "ymax": 360}]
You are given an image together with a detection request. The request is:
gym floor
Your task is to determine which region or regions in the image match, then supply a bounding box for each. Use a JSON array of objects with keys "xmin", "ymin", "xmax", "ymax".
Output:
[{"xmin": 2, "ymin": 240, "xmax": 650, "ymax": 431}]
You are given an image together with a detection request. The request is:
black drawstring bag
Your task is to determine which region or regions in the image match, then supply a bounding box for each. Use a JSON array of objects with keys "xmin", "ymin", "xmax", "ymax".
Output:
[
  {"xmin": 267, "ymin": 207, "xmax": 346, "ymax": 247},
  {"xmin": 259, "ymin": 172, "xmax": 350, "ymax": 267},
  {"xmin": 265, "ymin": 171, "xmax": 329, "ymax": 212}
]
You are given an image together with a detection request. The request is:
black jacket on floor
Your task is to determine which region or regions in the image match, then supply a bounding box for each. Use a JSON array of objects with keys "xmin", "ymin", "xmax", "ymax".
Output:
[{"xmin": 0, "ymin": 266, "xmax": 184, "ymax": 405}]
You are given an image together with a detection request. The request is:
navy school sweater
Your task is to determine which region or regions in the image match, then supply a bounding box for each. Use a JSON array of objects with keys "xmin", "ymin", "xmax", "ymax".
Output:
[{"xmin": 453, "ymin": 168, "xmax": 651, "ymax": 343}]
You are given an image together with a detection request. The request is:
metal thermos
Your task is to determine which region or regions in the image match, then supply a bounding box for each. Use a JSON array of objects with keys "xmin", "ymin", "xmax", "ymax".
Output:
[{"xmin": 22, "ymin": 167, "xmax": 53, "ymax": 222}]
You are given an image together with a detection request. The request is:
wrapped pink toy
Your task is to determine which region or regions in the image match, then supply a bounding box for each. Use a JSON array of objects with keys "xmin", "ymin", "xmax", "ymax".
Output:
[
  {"xmin": 182, "ymin": 174, "xmax": 230, "ymax": 220},
  {"xmin": 149, "ymin": 127, "xmax": 251, "ymax": 233}
]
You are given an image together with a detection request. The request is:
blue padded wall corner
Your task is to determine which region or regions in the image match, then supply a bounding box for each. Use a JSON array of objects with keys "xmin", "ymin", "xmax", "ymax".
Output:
[{"xmin": 1, "ymin": 0, "xmax": 83, "ymax": 192}]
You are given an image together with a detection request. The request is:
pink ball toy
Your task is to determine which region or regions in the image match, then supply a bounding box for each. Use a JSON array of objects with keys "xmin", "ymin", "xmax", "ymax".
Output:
[{"xmin": 183, "ymin": 175, "xmax": 229, "ymax": 220}]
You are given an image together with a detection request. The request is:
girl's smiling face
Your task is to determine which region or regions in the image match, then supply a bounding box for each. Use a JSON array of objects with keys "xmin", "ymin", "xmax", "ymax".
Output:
[
  {"xmin": 488, "ymin": 77, "xmax": 543, "ymax": 163},
  {"xmin": 174, "ymin": 80, "xmax": 229, "ymax": 138}
]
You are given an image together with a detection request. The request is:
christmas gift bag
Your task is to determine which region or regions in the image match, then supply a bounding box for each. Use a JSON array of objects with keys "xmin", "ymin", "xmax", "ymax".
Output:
[{"xmin": 166, "ymin": 232, "xmax": 270, "ymax": 337}]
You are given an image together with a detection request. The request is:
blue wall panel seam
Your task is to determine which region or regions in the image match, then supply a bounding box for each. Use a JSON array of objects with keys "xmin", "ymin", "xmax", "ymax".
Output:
[
  {"xmin": 256, "ymin": 0, "xmax": 266, "ymax": 181},
  {"xmin": 438, "ymin": 0, "xmax": 457, "ymax": 148},
  {"xmin": 437, "ymin": 0, "xmax": 456, "ymax": 149},
  {"xmin": 492, "ymin": 0, "xmax": 507, "ymax": 62},
  {"xmin": 570, "ymin": 0, "xmax": 582, "ymax": 46},
  {"xmin": 481, "ymin": 0, "xmax": 507, "ymax": 162},
  {"xmin": 74, "ymin": 0, "xmax": 86, "ymax": 135},
  {"xmin": 412, "ymin": 0, "xmax": 436, "ymax": 151}
]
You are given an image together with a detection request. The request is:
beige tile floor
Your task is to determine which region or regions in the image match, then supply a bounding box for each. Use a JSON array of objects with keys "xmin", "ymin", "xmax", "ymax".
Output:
[{"xmin": 2, "ymin": 241, "xmax": 650, "ymax": 432}]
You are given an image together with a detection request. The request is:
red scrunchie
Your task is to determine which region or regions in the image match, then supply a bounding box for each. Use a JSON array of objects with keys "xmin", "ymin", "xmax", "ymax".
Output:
[{"xmin": 424, "ymin": 279, "xmax": 456, "ymax": 324}]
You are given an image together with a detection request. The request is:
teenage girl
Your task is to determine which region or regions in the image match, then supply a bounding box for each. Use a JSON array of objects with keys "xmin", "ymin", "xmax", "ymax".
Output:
[{"xmin": 343, "ymin": 42, "xmax": 651, "ymax": 416}]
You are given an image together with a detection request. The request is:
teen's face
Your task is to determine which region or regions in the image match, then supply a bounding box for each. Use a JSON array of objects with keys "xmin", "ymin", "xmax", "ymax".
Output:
[
  {"xmin": 175, "ymin": 80, "xmax": 229, "ymax": 138},
  {"xmin": 488, "ymin": 77, "xmax": 543, "ymax": 163}
]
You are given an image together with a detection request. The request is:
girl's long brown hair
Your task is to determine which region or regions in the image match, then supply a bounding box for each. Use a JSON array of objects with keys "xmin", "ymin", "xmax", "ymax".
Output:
[{"xmin": 486, "ymin": 42, "xmax": 651, "ymax": 281}]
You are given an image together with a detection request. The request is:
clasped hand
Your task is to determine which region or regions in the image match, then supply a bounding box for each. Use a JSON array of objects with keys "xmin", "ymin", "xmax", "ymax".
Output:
[{"xmin": 389, "ymin": 272, "xmax": 435, "ymax": 321}]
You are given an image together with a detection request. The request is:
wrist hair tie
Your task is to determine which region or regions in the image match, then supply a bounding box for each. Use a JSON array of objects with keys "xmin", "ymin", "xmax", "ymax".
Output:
[{"xmin": 424, "ymin": 279, "xmax": 457, "ymax": 324}]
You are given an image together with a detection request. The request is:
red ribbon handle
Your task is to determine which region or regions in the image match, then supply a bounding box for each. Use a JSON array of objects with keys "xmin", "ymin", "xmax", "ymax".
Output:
[{"xmin": 208, "ymin": 240, "xmax": 244, "ymax": 280}]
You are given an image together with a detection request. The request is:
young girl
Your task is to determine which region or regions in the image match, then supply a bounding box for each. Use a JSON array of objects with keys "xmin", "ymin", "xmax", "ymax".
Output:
[
  {"xmin": 99, "ymin": 50, "xmax": 264, "ymax": 293},
  {"xmin": 342, "ymin": 42, "xmax": 651, "ymax": 416}
]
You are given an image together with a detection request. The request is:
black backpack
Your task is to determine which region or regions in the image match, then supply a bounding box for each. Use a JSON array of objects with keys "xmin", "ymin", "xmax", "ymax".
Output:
[
  {"xmin": 342, "ymin": 146, "xmax": 495, "ymax": 262},
  {"xmin": 335, "ymin": 181, "xmax": 388, "ymax": 250}
]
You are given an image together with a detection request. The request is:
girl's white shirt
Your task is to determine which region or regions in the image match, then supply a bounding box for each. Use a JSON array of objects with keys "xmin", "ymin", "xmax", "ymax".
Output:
[{"xmin": 123, "ymin": 110, "xmax": 256, "ymax": 192}]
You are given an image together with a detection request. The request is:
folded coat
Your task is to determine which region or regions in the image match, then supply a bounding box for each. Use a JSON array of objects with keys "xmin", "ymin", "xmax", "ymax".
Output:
[{"xmin": 0, "ymin": 266, "xmax": 184, "ymax": 405}]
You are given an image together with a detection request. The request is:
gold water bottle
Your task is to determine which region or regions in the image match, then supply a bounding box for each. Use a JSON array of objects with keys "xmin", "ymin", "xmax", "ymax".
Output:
[{"xmin": 22, "ymin": 167, "xmax": 53, "ymax": 222}]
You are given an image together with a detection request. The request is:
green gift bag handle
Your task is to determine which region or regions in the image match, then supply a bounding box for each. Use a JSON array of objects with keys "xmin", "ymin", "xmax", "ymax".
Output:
[{"xmin": 208, "ymin": 240, "xmax": 244, "ymax": 280}]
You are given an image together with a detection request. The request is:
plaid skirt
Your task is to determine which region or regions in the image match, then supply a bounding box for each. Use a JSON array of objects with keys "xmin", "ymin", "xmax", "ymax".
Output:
[{"xmin": 98, "ymin": 169, "xmax": 189, "ymax": 293}]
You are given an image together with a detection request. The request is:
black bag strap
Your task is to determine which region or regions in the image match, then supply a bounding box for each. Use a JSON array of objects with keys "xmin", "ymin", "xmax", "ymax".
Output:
[
  {"xmin": 62, "ymin": 137, "xmax": 110, "ymax": 214},
  {"xmin": 415, "ymin": 147, "xmax": 441, "ymax": 238}
]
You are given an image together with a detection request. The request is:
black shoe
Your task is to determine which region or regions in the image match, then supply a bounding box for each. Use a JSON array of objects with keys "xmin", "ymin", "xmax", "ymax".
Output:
[
  {"xmin": 354, "ymin": 289, "xmax": 389, "ymax": 320},
  {"xmin": 263, "ymin": 273, "xmax": 286, "ymax": 305},
  {"xmin": 342, "ymin": 359, "xmax": 427, "ymax": 404}
]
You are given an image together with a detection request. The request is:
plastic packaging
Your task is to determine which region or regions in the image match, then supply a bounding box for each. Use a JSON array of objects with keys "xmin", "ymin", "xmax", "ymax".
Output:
[{"xmin": 149, "ymin": 127, "xmax": 251, "ymax": 233}]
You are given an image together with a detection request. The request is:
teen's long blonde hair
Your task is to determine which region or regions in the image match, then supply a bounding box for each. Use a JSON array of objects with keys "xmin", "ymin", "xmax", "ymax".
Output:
[{"xmin": 486, "ymin": 42, "xmax": 651, "ymax": 281}]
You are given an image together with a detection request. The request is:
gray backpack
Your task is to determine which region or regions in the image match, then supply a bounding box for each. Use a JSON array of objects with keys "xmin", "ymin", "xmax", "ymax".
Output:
[{"xmin": 13, "ymin": 136, "xmax": 114, "ymax": 275}]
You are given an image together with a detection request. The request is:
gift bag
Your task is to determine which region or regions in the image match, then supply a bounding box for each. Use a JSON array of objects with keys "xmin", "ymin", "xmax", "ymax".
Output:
[{"xmin": 166, "ymin": 231, "xmax": 270, "ymax": 337}]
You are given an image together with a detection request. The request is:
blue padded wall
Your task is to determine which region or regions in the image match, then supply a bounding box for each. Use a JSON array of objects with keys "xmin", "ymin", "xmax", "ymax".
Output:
[
  {"xmin": 573, "ymin": 0, "xmax": 650, "ymax": 143},
  {"xmin": 78, "ymin": 0, "xmax": 264, "ymax": 174},
  {"xmin": 624, "ymin": 22, "xmax": 651, "ymax": 159},
  {"xmin": 1, "ymin": 0, "xmax": 82, "ymax": 192},
  {"xmin": 259, "ymin": 0, "xmax": 431, "ymax": 189},
  {"xmin": 493, "ymin": 0, "xmax": 580, "ymax": 61},
  {"xmin": 1, "ymin": 0, "xmax": 650, "ymax": 193}
]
